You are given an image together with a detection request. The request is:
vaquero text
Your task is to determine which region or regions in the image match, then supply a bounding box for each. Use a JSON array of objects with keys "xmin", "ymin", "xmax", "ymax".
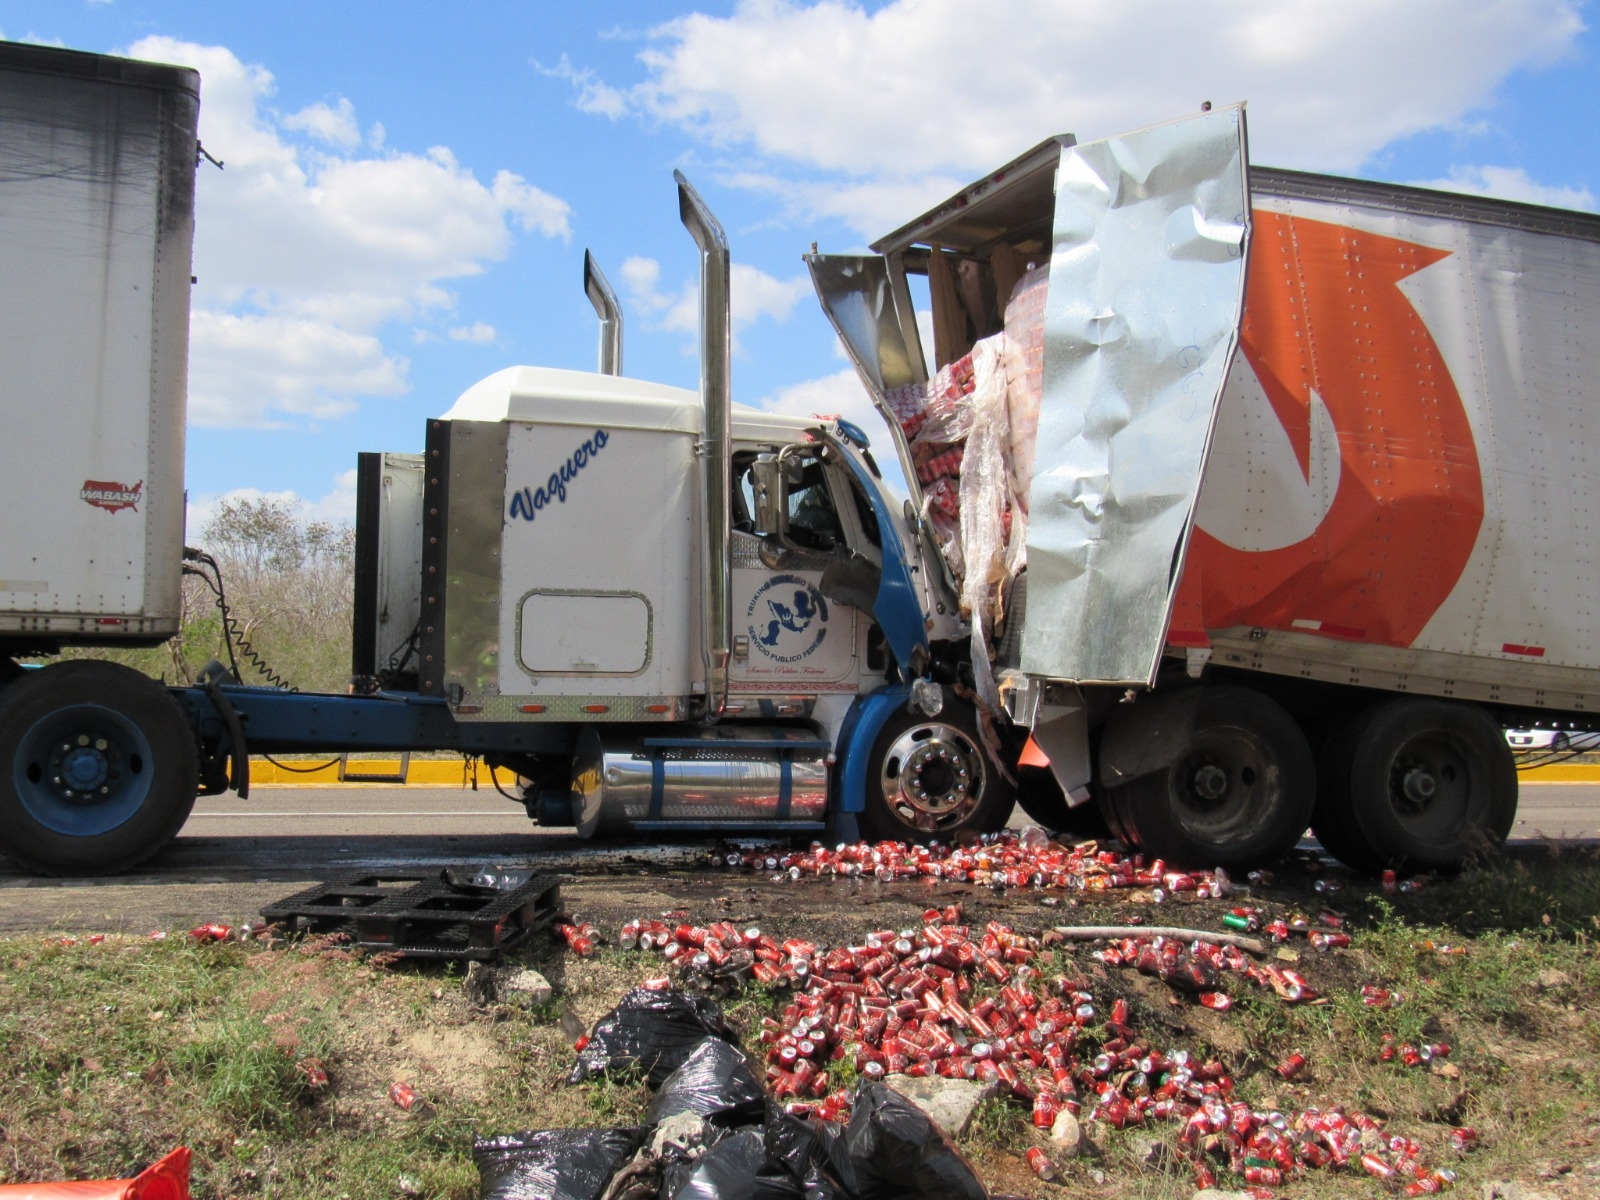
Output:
[{"xmin": 509, "ymin": 429, "xmax": 609, "ymax": 522}]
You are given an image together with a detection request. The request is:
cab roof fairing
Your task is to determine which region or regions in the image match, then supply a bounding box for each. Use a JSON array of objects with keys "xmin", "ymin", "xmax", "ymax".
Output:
[{"xmin": 441, "ymin": 364, "xmax": 822, "ymax": 442}]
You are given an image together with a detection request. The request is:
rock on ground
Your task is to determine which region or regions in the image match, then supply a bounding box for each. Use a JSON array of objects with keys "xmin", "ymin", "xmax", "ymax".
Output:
[
  {"xmin": 1049, "ymin": 1110, "xmax": 1084, "ymax": 1156},
  {"xmin": 885, "ymin": 1075, "xmax": 1003, "ymax": 1139},
  {"xmin": 499, "ymin": 967, "xmax": 554, "ymax": 1006}
]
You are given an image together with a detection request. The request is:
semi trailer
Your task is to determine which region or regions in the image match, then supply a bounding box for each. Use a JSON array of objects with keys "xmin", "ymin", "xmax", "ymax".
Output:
[{"xmin": 4, "ymin": 41, "xmax": 1599, "ymax": 878}]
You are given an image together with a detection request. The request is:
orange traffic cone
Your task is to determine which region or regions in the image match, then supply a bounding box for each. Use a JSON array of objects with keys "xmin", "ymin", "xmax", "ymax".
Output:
[{"xmin": 0, "ymin": 1147, "xmax": 189, "ymax": 1199}]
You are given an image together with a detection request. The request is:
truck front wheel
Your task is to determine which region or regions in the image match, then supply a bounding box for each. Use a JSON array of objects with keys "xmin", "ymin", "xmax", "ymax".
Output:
[
  {"xmin": 1312, "ymin": 698, "xmax": 1515, "ymax": 873},
  {"xmin": 1099, "ymin": 687, "xmax": 1315, "ymax": 870},
  {"xmin": 861, "ymin": 693, "xmax": 1014, "ymax": 842},
  {"xmin": 0, "ymin": 660, "xmax": 198, "ymax": 875}
]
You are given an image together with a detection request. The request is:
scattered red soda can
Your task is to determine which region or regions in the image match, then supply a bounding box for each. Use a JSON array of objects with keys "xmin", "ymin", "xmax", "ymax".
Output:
[
  {"xmin": 1198, "ymin": 992, "xmax": 1231, "ymax": 1011},
  {"xmin": 1450, "ymin": 1127, "xmax": 1478, "ymax": 1152},
  {"xmin": 188, "ymin": 923, "xmax": 231, "ymax": 943},
  {"xmin": 1276, "ymin": 1052, "xmax": 1307, "ymax": 1080},
  {"xmin": 557, "ymin": 922, "xmax": 597, "ymax": 956},
  {"xmin": 300, "ymin": 1059, "xmax": 329, "ymax": 1088},
  {"xmin": 1024, "ymin": 1147, "xmax": 1057, "ymax": 1180},
  {"xmin": 389, "ymin": 1081, "xmax": 418, "ymax": 1110}
]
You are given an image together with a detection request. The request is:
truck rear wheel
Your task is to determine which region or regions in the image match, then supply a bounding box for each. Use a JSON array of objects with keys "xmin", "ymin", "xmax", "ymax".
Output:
[
  {"xmin": 1099, "ymin": 687, "xmax": 1315, "ymax": 870},
  {"xmin": 1312, "ymin": 698, "xmax": 1515, "ymax": 873},
  {"xmin": 861, "ymin": 692, "xmax": 1014, "ymax": 843},
  {"xmin": 0, "ymin": 660, "xmax": 198, "ymax": 875}
]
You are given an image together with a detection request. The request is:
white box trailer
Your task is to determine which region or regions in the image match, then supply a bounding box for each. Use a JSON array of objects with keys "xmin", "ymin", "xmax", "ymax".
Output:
[
  {"xmin": 812, "ymin": 107, "xmax": 1600, "ymax": 872},
  {"xmin": 0, "ymin": 42, "xmax": 199, "ymax": 650}
]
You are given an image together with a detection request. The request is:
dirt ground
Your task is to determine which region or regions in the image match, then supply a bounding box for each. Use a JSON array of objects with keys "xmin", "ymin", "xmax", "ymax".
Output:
[{"xmin": 3, "ymin": 841, "xmax": 1600, "ymax": 1199}]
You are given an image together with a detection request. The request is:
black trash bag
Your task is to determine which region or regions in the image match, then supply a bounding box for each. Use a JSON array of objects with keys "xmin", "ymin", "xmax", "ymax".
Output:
[
  {"xmin": 763, "ymin": 1108, "xmax": 857, "ymax": 1197},
  {"xmin": 646, "ymin": 1037, "xmax": 767, "ymax": 1129},
  {"xmin": 568, "ymin": 988, "xmax": 736, "ymax": 1086},
  {"xmin": 473, "ymin": 1127, "xmax": 646, "ymax": 1200},
  {"xmin": 842, "ymin": 1083, "xmax": 988, "ymax": 1200},
  {"xmin": 664, "ymin": 1128, "xmax": 814, "ymax": 1200}
]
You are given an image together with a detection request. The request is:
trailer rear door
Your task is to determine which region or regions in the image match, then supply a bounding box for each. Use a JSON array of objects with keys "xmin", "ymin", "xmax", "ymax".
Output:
[{"xmin": 1021, "ymin": 106, "xmax": 1251, "ymax": 687}]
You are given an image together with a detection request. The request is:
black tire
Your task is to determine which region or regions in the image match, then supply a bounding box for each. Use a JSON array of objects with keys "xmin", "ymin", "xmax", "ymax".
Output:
[
  {"xmin": 1311, "ymin": 711, "xmax": 1386, "ymax": 872},
  {"xmin": 860, "ymin": 690, "xmax": 1014, "ymax": 843},
  {"xmin": 1553, "ymin": 732, "xmax": 1571, "ymax": 752},
  {"xmin": 0, "ymin": 660, "xmax": 198, "ymax": 875},
  {"xmin": 1014, "ymin": 764, "xmax": 1112, "ymax": 840},
  {"xmin": 1314, "ymin": 698, "xmax": 1515, "ymax": 873},
  {"xmin": 1101, "ymin": 686, "xmax": 1315, "ymax": 871}
]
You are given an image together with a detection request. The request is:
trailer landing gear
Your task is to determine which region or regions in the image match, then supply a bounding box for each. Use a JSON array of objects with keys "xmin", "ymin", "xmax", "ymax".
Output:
[{"xmin": 0, "ymin": 660, "xmax": 197, "ymax": 875}]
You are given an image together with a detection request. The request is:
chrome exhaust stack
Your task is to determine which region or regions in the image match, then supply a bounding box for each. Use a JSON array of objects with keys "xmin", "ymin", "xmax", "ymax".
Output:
[
  {"xmin": 583, "ymin": 250, "xmax": 623, "ymax": 376},
  {"xmin": 674, "ymin": 170, "xmax": 732, "ymax": 720}
]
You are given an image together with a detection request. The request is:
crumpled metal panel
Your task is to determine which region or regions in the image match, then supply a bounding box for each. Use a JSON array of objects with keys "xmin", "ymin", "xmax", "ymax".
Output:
[
  {"xmin": 805, "ymin": 253, "xmax": 926, "ymax": 506},
  {"xmin": 1022, "ymin": 106, "xmax": 1251, "ymax": 686},
  {"xmin": 805, "ymin": 254, "xmax": 923, "ymax": 394}
]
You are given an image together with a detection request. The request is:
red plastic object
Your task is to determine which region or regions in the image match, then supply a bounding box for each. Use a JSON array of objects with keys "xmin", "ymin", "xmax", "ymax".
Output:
[{"xmin": 0, "ymin": 1147, "xmax": 190, "ymax": 1198}]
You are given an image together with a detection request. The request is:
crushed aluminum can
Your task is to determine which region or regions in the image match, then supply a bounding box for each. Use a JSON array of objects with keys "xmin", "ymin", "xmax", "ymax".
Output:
[{"xmin": 389, "ymin": 1081, "xmax": 418, "ymax": 1110}]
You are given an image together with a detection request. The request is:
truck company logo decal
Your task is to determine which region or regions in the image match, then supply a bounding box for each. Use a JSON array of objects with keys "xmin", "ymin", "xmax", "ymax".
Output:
[
  {"xmin": 746, "ymin": 574, "xmax": 829, "ymax": 664},
  {"xmin": 509, "ymin": 429, "xmax": 608, "ymax": 522},
  {"xmin": 80, "ymin": 479, "xmax": 143, "ymax": 513},
  {"xmin": 1180, "ymin": 212, "xmax": 1484, "ymax": 648}
]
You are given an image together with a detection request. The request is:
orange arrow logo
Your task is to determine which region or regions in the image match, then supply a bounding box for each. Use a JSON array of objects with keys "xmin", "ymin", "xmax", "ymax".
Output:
[{"xmin": 1179, "ymin": 212, "xmax": 1483, "ymax": 648}]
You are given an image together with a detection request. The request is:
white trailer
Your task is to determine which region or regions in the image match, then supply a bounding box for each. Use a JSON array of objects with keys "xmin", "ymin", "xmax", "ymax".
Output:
[
  {"xmin": 813, "ymin": 106, "xmax": 1600, "ymax": 872},
  {"xmin": 0, "ymin": 41, "xmax": 198, "ymax": 649}
]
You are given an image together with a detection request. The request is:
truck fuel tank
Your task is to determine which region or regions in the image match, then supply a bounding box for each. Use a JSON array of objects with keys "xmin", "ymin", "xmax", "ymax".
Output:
[{"xmin": 572, "ymin": 726, "xmax": 830, "ymax": 837}]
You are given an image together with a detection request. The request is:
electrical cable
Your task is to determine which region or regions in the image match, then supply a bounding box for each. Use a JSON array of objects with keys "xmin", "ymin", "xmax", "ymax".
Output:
[
  {"xmin": 183, "ymin": 547, "xmax": 297, "ymax": 691},
  {"xmin": 262, "ymin": 754, "xmax": 343, "ymax": 773},
  {"xmin": 486, "ymin": 762, "xmax": 524, "ymax": 803}
]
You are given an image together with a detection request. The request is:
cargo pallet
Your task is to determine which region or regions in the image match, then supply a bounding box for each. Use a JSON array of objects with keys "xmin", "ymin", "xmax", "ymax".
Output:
[{"xmin": 261, "ymin": 871, "xmax": 562, "ymax": 960}]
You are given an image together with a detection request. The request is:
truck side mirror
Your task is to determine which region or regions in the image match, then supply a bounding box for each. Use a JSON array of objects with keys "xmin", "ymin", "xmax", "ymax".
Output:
[{"xmin": 751, "ymin": 454, "xmax": 787, "ymax": 537}]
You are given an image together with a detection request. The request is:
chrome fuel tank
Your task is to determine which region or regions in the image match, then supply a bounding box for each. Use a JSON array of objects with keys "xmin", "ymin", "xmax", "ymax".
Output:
[{"xmin": 573, "ymin": 726, "xmax": 829, "ymax": 837}]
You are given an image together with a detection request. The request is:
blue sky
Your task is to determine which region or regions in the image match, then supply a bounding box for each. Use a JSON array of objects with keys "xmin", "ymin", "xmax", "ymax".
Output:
[{"xmin": 3, "ymin": 1, "xmax": 1596, "ymax": 527}]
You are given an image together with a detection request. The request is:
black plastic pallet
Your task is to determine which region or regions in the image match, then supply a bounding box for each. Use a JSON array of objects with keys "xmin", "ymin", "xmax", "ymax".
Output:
[{"xmin": 261, "ymin": 871, "xmax": 562, "ymax": 960}]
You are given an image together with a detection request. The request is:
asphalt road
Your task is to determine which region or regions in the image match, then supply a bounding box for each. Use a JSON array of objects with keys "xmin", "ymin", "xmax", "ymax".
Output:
[{"xmin": 0, "ymin": 781, "xmax": 1591, "ymax": 933}]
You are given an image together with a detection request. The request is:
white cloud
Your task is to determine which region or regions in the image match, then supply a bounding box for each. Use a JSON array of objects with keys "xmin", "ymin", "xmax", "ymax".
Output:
[
  {"xmin": 564, "ymin": 0, "xmax": 1584, "ymax": 236},
  {"xmin": 187, "ymin": 311, "xmax": 407, "ymax": 427},
  {"xmin": 282, "ymin": 97, "xmax": 361, "ymax": 150},
  {"xmin": 186, "ymin": 468, "xmax": 360, "ymax": 536},
  {"xmin": 123, "ymin": 37, "xmax": 573, "ymax": 427},
  {"xmin": 619, "ymin": 255, "xmax": 811, "ymax": 348},
  {"xmin": 1410, "ymin": 165, "xmax": 1596, "ymax": 211},
  {"xmin": 537, "ymin": 54, "xmax": 630, "ymax": 120},
  {"xmin": 449, "ymin": 321, "xmax": 498, "ymax": 344}
]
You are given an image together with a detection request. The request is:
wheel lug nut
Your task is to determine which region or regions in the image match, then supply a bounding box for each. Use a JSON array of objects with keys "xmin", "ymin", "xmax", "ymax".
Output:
[
  {"xmin": 95, "ymin": 739, "xmax": 108, "ymax": 751},
  {"xmin": 77, "ymin": 735, "xmax": 90, "ymax": 746}
]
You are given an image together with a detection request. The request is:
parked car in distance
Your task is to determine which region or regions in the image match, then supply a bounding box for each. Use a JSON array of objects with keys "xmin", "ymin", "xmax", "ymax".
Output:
[{"xmin": 1505, "ymin": 729, "xmax": 1600, "ymax": 751}]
